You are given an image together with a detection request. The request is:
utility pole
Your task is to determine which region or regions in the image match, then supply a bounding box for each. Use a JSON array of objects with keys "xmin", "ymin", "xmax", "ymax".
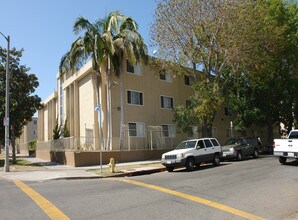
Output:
[{"xmin": 0, "ymin": 32, "xmax": 10, "ymax": 172}]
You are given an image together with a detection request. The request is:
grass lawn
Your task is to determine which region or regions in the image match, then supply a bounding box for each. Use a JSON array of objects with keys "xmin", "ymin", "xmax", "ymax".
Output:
[{"xmin": 0, "ymin": 153, "xmax": 44, "ymax": 171}]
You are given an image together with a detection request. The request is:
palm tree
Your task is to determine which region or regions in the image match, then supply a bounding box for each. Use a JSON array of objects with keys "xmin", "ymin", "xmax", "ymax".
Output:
[
  {"xmin": 59, "ymin": 17, "xmax": 108, "ymax": 151},
  {"xmin": 59, "ymin": 13, "xmax": 148, "ymax": 152},
  {"xmin": 111, "ymin": 17, "xmax": 148, "ymax": 150},
  {"xmin": 101, "ymin": 11, "xmax": 126, "ymax": 150}
]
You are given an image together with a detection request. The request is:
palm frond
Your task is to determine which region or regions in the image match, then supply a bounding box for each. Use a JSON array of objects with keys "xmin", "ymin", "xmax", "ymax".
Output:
[
  {"xmin": 111, "ymin": 53, "xmax": 120, "ymax": 76},
  {"xmin": 59, "ymin": 51, "xmax": 71, "ymax": 77},
  {"xmin": 120, "ymin": 17, "xmax": 139, "ymax": 32},
  {"xmin": 106, "ymin": 11, "xmax": 125, "ymax": 35},
  {"xmin": 73, "ymin": 16, "xmax": 94, "ymax": 34},
  {"xmin": 102, "ymin": 32, "xmax": 115, "ymax": 55}
]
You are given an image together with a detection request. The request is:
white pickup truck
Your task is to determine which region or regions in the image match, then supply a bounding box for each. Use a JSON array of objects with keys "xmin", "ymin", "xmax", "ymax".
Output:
[{"xmin": 273, "ymin": 129, "xmax": 298, "ymax": 164}]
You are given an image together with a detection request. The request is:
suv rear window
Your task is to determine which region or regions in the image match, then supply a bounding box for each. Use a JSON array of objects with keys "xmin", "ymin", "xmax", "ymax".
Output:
[
  {"xmin": 204, "ymin": 139, "xmax": 213, "ymax": 148},
  {"xmin": 210, "ymin": 139, "xmax": 220, "ymax": 146}
]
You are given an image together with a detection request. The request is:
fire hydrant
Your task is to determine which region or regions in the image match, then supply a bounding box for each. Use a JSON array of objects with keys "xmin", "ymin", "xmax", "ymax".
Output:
[{"xmin": 108, "ymin": 158, "xmax": 116, "ymax": 173}]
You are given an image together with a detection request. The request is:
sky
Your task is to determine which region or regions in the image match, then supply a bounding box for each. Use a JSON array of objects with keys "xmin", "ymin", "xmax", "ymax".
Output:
[{"xmin": 0, "ymin": 0, "xmax": 157, "ymax": 101}]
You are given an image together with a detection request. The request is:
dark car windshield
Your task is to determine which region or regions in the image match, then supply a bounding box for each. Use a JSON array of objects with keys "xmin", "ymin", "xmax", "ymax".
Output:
[
  {"xmin": 176, "ymin": 140, "xmax": 197, "ymax": 149},
  {"xmin": 225, "ymin": 138, "xmax": 242, "ymax": 145},
  {"xmin": 289, "ymin": 131, "xmax": 298, "ymax": 139}
]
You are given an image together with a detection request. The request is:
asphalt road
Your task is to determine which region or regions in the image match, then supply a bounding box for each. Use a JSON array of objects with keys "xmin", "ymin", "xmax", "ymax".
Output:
[{"xmin": 1, "ymin": 156, "xmax": 298, "ymax": 220}]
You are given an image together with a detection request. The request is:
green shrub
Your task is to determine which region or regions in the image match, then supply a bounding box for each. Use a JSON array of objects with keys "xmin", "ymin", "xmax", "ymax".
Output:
[{"xmin": 28, "ymin": 140, "xmax": 37, "ymax": 150}]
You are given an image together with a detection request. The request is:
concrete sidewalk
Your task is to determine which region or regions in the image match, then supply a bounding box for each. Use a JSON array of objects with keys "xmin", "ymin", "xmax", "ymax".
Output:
[{"xmin": 0, "ymin": 155, "xmax": 165, "ymax": 182}]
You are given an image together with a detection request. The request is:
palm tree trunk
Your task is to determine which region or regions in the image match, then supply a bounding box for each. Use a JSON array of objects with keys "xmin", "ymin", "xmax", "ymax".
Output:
[
  {"xmin": 106, "ymin": 58, "xmax": 112, "ymax": 150},
  {"xmin": 92, "ymin": 73, "xmax": 104, "ymax": 151},
  {"xmin": 119, "ymin": 59, "xmax": 124, "ymax": 150}
]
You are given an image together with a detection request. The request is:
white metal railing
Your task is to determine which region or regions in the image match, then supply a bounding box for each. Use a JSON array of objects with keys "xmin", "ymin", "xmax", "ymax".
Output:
[
  {"xmin": 35, "ymin": 125, "xmax": 176, "ymax": 152},
  {"xmin": 36, "ymin": 134, "xmax": 174, "ymax": 152}
]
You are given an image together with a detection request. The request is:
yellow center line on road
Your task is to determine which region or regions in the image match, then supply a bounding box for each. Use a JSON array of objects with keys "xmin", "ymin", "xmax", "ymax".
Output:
[
  {"xmin": 109, "ymin": 178, "xmax": 266, "ymax": 220},
  {"xmin": 14, "ymin": 180, "xmax": 70, "ymax": 220}
]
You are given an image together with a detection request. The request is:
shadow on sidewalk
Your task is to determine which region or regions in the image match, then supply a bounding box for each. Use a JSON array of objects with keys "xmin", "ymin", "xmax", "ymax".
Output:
[{"xmin": 16, "ymin": 155, "xmax": 63, "ymax": 167}]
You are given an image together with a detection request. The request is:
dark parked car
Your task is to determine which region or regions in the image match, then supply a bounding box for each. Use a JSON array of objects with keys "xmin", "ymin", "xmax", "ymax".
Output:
[{"xmin": 222, "ymin": 138, "xmax": 259, "ymax": 161}]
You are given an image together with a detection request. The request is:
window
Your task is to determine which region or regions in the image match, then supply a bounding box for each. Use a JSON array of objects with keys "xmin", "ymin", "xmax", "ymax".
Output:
[
  {"xmin": 126, "ymin": 60, "xmax": 134, "ymax": 73},
  {"xmin": 127, "ymin": 90, "xmax": 143, "ymax": 105},
  {"xmin": 161, "ymin": 96, "xmax": 173, "ymax": 109},
  {"xmin": 159, "ymin": 73, "xmax": 166, "ymax": 80},
  {"xmin": 126, "ymin": 60, "xmax": 141, "ymax": 75},
  {"xmin": 224, "ymin": 107, "xmax": 232, "ymax": 116},
  {"xmin": 204, "ymin": 139, "xmax": 213, "ymax": 148},
  {"xmin": 197, "ymin": 140, "xmax": 205, "ymax": 149},
  {"xmin": 211, "ymin": 138, "xmax": 220, "ymax": 147},
  {"xmin": 184, "ymin": 75, "xmax": 195, "ymax": 85},
  {"xmin": 34, "ymin": 120, "xmax": 37, "ymax": 125},
  {"xmin": 184, "ymin": 75, "xmax": 190, "ymax": 85},
  {"xmin": 186, "ymin": 100, "xmax": 192, "ymax": 108},
  {"xmin": 159, "ymin": 72, "xmax": 172, "ymax": 82},
  {"xmin": 162, "ymin": 124, "xmax": 176, "ymax": 138},
  {"xmin": 128, "ymin": 122, "xmax": 145, "ymax": 137}
]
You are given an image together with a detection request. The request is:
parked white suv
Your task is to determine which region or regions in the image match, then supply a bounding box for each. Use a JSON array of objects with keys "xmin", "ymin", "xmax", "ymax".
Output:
[{"xmin": 161, "ymin": 138, "xmax": 222, "ymax": 172}]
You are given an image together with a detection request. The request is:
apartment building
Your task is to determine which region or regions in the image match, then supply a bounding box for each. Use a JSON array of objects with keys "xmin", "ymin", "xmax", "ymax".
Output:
[
  {"xmin": 16, "ymin": 117, "xmax": 38, "ymax": 154},
  {"xmin": 38, "ymin": 57, "xmax": 271, "ymax": 153}
]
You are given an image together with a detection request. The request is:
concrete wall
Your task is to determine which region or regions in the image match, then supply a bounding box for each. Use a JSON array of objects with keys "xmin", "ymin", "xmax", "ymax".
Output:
[
  {"xmin": 36, "ymin": 150, "xmax": 52, "ymax": 161},
  {"xmin": 79, "ymin": 74, "xmax": 94, "ymax": 138},
  {"xmin": 38, "ymin": 149, "xmax": 170, "ymax": 167}
]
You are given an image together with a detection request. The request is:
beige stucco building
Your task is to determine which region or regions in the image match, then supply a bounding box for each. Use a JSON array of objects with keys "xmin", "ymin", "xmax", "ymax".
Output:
[
  {"xmin": 38, "ymin": 57, "xmax": 274, "ymax": 156},
  {"xmin": 17, "ymin": 117, "xmax": 38, "ymax": 143},
  {"xmin": 16, "ymin": 117, "xmax": 38, "ymax": 153}
]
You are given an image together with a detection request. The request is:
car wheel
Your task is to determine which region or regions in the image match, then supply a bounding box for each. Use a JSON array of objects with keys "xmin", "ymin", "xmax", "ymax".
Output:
[
  {"xmin": 236, "ymin": 151, "xmax": 243, "ymax": 161},
  {"xmin": 279, "ymin": 156, "xmax": 287, "ymax": 165},
  {"xmin": 253, "ymin": 149, "xmax": 259, "ymax": 159},
  {"xmin": 166, "ymin": 166, "xmax": 174, "ymax": 172},
  {"xmin": 186, "ymin": 158, "xmax": 195, "ymax": 171},
  {"xmin": 213, "ymin": 153, "xmax": 220, "ymax": 166}
]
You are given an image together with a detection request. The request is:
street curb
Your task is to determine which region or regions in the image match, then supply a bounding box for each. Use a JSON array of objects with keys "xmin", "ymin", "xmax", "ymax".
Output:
[
  {"xmin": 105, "ymin": 167, "xmax": 167, "ymax": 178},
  {"xmin": 53, "ymin": 167, "xmax": 167, "ymax": 180}
]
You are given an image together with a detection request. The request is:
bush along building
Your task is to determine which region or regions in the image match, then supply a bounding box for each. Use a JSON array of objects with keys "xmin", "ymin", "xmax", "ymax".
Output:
[{"xmin": 37, "ymin": 58, "xmax": 278, "ymax": 166}]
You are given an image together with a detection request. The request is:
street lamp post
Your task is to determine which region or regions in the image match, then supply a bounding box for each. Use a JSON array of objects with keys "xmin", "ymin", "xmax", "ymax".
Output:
[{"xmin": 0, "ymin": 32, "xmax": 10, "ymax": 172}]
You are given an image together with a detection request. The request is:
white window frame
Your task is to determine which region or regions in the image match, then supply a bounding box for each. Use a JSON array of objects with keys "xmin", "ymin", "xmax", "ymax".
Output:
[
  {"xmin": 159, "ymin": 72, "xmax": 173, "ymax": 82},
  {"xmin": 126, "ymin": 60, "xmax": 142, "ymax": 76},
  {"xmin": 161, "ymin": 95, "xmax": 174, "ymax": 109},
  {"xmin": 127, "ymin": 90, "xmax": 144, "ymax": 106},
  {"xmin": 161, "ymin": 124, "xmax": 176, "ymax": 138},
  {"xmin": 184, "ymin": 74, "xmax": 196, "ymax": 86},
  {"xmin": 128, "ymin": 122, "xmax": 145, "ymax": 137}
]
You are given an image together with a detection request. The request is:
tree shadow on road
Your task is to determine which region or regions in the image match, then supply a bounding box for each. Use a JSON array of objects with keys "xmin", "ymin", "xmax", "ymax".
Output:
[{"xmin": 172, "ymin": 162, "xmax": 231, "ymax": 173}]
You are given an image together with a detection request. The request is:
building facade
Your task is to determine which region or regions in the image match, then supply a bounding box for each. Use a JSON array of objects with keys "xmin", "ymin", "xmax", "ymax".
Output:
[
  {"xmin": 38, "ymin": 58, "xmax": 276, "ymax": 153},
  {"xmin": 16, "ymin": 117, "xmax": 38, "ymax": 153}
]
